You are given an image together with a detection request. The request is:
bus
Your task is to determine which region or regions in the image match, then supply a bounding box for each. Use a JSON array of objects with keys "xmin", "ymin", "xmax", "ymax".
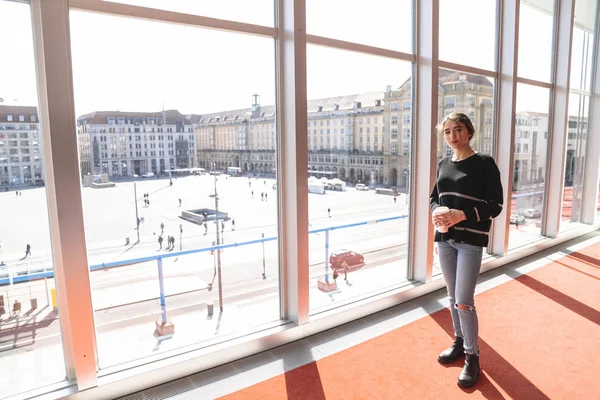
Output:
[{"xmin": 227, "ymin": 166, "xmax": 242, "ymax": 177}]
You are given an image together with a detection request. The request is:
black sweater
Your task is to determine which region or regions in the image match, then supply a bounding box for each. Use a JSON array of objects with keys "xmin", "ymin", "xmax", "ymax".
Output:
[{"xmin": 430, "ymin": 153, "xmax": 503, "ymax": 247}]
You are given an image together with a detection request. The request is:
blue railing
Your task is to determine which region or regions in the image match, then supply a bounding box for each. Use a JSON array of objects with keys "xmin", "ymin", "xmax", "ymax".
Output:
[{"xmin": 0, "ymin": 214, "xmax": 408, "ymax": 286}]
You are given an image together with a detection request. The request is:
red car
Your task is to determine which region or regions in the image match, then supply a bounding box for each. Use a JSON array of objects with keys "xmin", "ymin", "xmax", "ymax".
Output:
[{"xmin": 329, "ymin": 249, "xmax": 364, "ymax": 270}]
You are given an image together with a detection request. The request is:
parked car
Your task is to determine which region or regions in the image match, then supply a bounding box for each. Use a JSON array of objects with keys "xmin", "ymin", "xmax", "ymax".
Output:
[
  {"xmin": 522, "ymin": 208, "xmax": 541, "ymax": 218},
  {"xmin": 141, "ymin": 172, "xmax": 155, "ymax": 178},
  {"xmin": 329, "ymin": 249, "xmax": 364, "ymax": 269},
  {"xmin": 510, "ymin": 214, "xmax": 525, "ymax": 224},
  {"xmin": 355, "ymin": 184, "xmax": 369, "ymax": 191}
]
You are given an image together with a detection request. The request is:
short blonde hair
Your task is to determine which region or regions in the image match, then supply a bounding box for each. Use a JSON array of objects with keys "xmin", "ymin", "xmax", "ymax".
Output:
[{"xmin": 437, "ymin": 112, "xmax": 475, "ymax": 140}]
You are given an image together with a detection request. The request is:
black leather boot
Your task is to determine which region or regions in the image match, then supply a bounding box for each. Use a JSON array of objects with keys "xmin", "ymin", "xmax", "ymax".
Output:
[
  {"xmin": 457, "ymin": 353, "xmax": 480, "ymax": 388},
  {"xmin": 438, "ymin": 336, "xmax": 464, "ymax": 364}
]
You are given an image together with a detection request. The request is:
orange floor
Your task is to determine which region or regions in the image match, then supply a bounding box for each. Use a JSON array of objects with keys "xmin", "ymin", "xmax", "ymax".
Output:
[{"xmin": 221, "ymin": 243, "xmax": 600, "ymax": 400}]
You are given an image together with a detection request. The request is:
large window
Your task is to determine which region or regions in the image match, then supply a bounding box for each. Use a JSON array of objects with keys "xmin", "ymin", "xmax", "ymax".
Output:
[
  {"xmin": 3, "ymin": 0, "xmax": 600, "ymax": 398},
  {"xmin": 508, "ymin": 84, "xmax": 550, "ymax": 250},
  {"xmin": 0, "ymin": 2, "xmax": 67, "ymax": 397},
  {"xmin": 306, "ymin": 45, "xmax": 412, "ymax": 312},
  {"xmin": 70, "ymin": 10, "xmax": 279, "ymax": 369},
  {"xmin": 307, "ymin": 0, "xmax": 412, "ymax": 53},
  {"xmin": 439, "ymin": 0, "xmax": 498, "ymax": 71},
  {"xmin": 518, "ymin": 1, "xmax": 555, "ymax": 83}
]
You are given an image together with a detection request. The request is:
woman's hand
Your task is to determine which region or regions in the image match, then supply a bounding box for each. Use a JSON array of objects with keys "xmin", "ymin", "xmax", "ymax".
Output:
[{"xmin": 433, "ymin": 209, "xmax": 466, "ymax": 230}]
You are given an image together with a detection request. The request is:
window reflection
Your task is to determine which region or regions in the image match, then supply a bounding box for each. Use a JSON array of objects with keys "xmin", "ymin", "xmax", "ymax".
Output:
[
  {"xmin": 508, "ymin": 84, "xmax": 550, "ymax": 250},
  {"xmin": 560, "ymin": 94, "xmax": 589, "ymax": 232}
]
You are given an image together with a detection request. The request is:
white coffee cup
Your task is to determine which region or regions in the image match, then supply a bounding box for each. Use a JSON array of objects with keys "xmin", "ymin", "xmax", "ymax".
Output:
[{"xmin": 433, "ymin": 206, "xmax": 450, "ymax": 233}]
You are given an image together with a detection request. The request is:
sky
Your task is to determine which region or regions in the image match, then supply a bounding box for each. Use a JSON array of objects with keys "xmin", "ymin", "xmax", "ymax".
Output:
[{"xmin": 0, "ymin": 0, "xmax": 595, "ymax": 118}]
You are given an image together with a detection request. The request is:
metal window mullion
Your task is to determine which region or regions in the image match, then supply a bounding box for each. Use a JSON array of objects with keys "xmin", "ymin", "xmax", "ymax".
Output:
[
  {"xmin": 276, "ymin": 0, "xmax": 309, "ymax": 324},
  {"xmin": 306, "ymin": 34, "xmax": 415, "ymax": 62},
  {"xmin": 490, "ymin": 0, "xmax": 518, "ymax": 255},
  {"xmin": 516, "ymin": 76, "xmax": 553, "ymax": 89},
  {"xmin": 410, "ymin": 0, "xmax": 438, "ymax": 283},
  {"xmin": 580, "ymin": 2, "xmax": 600, "ymax": 224},
  {"xmin": 544, "ymin": 0, "xmax": 576, "ymax": 237},
  {"xmin": 69, "ymin": 0, "xmax": 277, "ymax": 38},
  {"xmin": 31, "ymin": 0, "xmax": 98, "ymax": 390},
  {"xmin": 437, "ymin": 60, "xmax": 496, "ymax": 78}
]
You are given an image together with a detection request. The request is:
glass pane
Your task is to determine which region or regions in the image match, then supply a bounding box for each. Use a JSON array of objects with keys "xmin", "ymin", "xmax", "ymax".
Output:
[
  {"xmin": 439, "ymin": 0, "xmax": 497, "ymax": 71},
  {"xmin": 70, "ymin": 11, "xmax": 279, "ymax": 369},
  {"xmin": 434, "ymin": 69, "xmax": 495, "ymax": 272},
  {"xmin": 307, "ymin": 45, "xmax": 412, "ymax": 312},
  {"xmin": 518, "ymin": 1, "xmax": 555, "ymax": 82},
  {"xmin": 508, "ymin": 84, "xmax": 550, "ymax": 250},
  {"xmin": 0, "ymin": 1, "xmax": 67, "ymax": 397},
  {"xmin": 306, "ymin": 0, "xmax": 412, "ymax": 53},
  {"xmin": 570, "ymin": 0, "xmax": 597, "ymax": 91},
  {"xmin": 100, "ymin": 0, "xmax": 274, "ymax": 27},
  {"xmin": 560, "ymin": 93, "xmax": 589, "ymax": 233}
]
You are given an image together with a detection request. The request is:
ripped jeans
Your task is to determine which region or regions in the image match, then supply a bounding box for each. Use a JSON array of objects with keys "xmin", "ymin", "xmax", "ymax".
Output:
[{"xmin": 437, "ymin": 240, "xmax": 483, "ymax": 355}]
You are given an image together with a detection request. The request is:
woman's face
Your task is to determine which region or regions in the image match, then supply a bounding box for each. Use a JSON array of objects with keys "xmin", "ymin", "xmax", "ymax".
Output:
[{"xmin": 443, "ymin": 120, "xmax": 472, "ymax": 151}]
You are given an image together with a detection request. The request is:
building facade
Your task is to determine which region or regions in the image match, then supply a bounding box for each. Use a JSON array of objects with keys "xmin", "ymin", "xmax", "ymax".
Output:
[
  {"xmin": 77, "ymin": 110, "xmax": 197, "ymax": 178},
  {"xmin": 196, "ymin": 71, "xmax": 496, "ymax": 190},
  {"xmin": 0, "ymin": 105, "xmax": 44, "ymax": 187}
]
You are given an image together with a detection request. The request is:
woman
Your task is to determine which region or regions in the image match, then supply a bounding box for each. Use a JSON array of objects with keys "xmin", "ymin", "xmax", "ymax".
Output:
[{"xmin": 430, "ymin": 112, "xmax": 503, "ymax": 388}]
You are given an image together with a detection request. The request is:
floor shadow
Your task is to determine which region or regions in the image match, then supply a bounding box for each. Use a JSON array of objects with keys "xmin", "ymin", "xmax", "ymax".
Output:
[
  {"xmin": 512, "ymin": 273, "xmax": 600, "ymax": 325},
  {"xmin": 555, "ymin": 259, "xmax": 600, "ymax": 282},
  {"xmin": 566, "ymin": 251, "xmax": 600, "ymax": 269},
  {"xmin": 430, "ymin": 309, "xmax": 550, "ymax": 399},
  {"xmin": 282, "ymin": 345, "xmax": 326, "ymax": 400}
]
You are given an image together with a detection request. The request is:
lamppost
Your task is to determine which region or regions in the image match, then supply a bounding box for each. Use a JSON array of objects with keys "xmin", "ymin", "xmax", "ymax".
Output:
[
  {"xmin": 134, "ymin": 182, "xmax": 140, "ymax": 243},
  {"xmin": 179, "ymin": 223, "xmax": 182, "ymax": 250},
  {"xmin": 261, "ymin": 233, "xmax": 266, "ymax": 279},
  {"xmin": 209, "ymin": 162, "xmax": 223, "ymax": 312}
]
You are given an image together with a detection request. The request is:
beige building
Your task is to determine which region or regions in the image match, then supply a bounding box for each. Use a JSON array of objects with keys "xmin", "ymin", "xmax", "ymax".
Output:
[
  {"xmin": 77, "ymin": 110, "xmax": 197, "ymax": 178},
  {"xmin": 196, "ymin": 71, "xmax": 495, "ymax": 190},
  {"xmin": 0, "ymin": 105, "xmax": 44, "ymax": 187}
]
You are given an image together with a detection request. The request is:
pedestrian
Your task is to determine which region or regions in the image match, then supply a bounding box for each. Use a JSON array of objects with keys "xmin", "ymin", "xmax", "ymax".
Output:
[
  {"xmin": 171, "ymin": 236, "xmax": 175, "ymax": 250},
  {"xmin": 515, "ymin": 218, "xmax": 519, "ymax": 230},
  {"xmin": 178, "ymin": 198, "xmax": 182, "ymax": 207},
  {"xmin": 136, "ymin": 217, "xmax": 141, "ymax": 230},
  {"xmin": 327, "ymin": 207, "xmax": 331, "ymax": 217},
  {"xmin": 342, "ymin": 261, "xmax": 348, "ymax": 281},
  {"xmin": 332, "ymin": 268, "xmax": 339, "ymax": 283},
  {"xmin": 15, "ymin": 191, "xmax": 18, "ymax": 197},
  {"xmin": 160, "ymin": 223, "xmax": 164, "ymax": 234},
  {"xmin": 394, "ymin": 196, "xmax": 397, "ymax": 204},
  {"xmin": 231, "ymin": 218, "xmax": 235, "ymax": 231},
  {"xmin": 158, "ymin": 235, "xmax": 163, "ymax": 250},
  {"xmin": 25, "ymin": 243, "xmax": 31, "ymax": 258},
  {"xmin": 251, "ymin": 190, "xmax": 254, "ymax": 198},
  {"xmin": 204, "ymin": 222, "xmax": 208, "ymax": 235},
  {"xmin": 249, "ymin": 180, "xmax": 251, "ymax": 188},
  {"xmin": 261, "ymin": 192, "xmax": 264, "ymax": 201},
  {"xmin": 221, "ymin": 220, "xmax": 225, "ymax": 231},
  {"xmin": 430, "ymin": 112, "xmax": 503, "ymax": 388},
  {"xmin": 264, "ymin": 192, "xmax": 268, "ymax": 201}
]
